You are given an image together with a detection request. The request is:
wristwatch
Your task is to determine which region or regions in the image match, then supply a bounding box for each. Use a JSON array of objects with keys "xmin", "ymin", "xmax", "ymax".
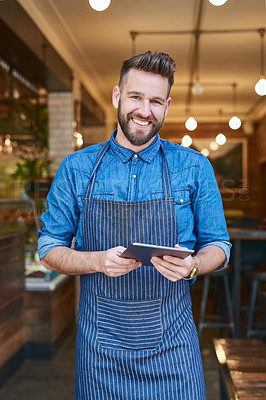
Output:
[{"xmin": 184, "ymin": 256, "xmax": 199, "ymax": 280}]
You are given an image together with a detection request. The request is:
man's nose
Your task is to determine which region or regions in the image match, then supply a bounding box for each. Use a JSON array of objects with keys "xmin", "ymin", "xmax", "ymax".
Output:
[{"xmin": 138, "ymin": 99, "xmax": 151, "ymax": 117}]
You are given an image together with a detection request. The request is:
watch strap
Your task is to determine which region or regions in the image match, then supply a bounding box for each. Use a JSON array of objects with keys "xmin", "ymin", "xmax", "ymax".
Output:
[{"xmin": 183, "ymin": 256, "xmax": 199, "ymax": 280}]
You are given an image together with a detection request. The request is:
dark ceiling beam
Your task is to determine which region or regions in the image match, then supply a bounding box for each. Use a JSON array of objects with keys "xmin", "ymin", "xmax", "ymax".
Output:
[{"xmin": 0, "ymin": 0, "xmax": 72, "ymax": 92}]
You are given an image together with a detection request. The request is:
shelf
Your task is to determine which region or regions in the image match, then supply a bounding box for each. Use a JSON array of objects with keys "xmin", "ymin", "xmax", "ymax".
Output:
[{"xmin": 25, "ymin": 273, "xmax": 70, "ymax": 291}]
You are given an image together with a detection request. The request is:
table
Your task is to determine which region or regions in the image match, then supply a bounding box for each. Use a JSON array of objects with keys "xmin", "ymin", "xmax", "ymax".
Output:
[
  {"xmin": 213, "ymin": 338, "xmax": 266, "ymax": 400},
  {"xmin": 228, "ymin": 228, "xmax": 266, "ymax": 338}
]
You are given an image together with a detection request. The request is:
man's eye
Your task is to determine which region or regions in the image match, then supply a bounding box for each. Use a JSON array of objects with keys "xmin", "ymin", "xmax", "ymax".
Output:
[
  {"xmin": 131, "ymin": 95, "xmax": 140, "ymax": 100},
  {"xmin": 152, "ymin": 100, "xmax": 163, "ymax": 105}
]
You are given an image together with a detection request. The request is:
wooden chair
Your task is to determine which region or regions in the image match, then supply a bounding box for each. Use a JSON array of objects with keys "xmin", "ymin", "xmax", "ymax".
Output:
[
  {"xmin": 246, "ymin": 263, "xmax": 266, "ymax": 338},
  {"xmin": 198, "ymin": 266, "xmax": 236, "ymax": 342}
]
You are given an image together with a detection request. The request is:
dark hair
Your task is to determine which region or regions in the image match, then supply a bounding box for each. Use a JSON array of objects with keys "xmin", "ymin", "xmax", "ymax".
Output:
[{"xmin": 119, "ymin": 51, "xmax": 176, "ymax": 96}]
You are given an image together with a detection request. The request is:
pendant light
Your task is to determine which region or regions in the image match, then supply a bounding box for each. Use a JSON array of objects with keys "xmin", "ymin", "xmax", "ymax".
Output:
[
  {"xmin": 185, "ymin": 116, "xmax": 198, "ymax": 131},
  {"xmin": 255, "ymin": 28, "xmax": 266, "ymax": 96},
  {"xmin": 192, "ymin": 33, "xmax": 204, "ymax": 96},
  {"xmin": 88, "ymin": 0, "xmax": 111, "ymax": 12},
  {"xmin": 209, "ymin": 0, "xmax": 228, "ymax": 6},
  {"xmin": 216, "ymin": 133, "xmax": 226, "ymax": 145},
  {"xmin": 181, "ymin": 135, "xmax": 193, "ymax": 147},
  {"xmin": 229, "ymin": 83, "xmax": 241, "ymax": 130},
  {"xmin": 216, "ymin": 109, "xmax": 227, "ymax": 145},
  {"xmin": 185, "ymin": 86, "xmax": 197, "ymax": 132}
]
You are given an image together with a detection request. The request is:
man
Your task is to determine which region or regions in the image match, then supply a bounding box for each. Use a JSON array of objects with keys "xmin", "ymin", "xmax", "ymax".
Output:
[{"xmin": 38, "ymin": 51, "xmax": 231, "ymax": 399}]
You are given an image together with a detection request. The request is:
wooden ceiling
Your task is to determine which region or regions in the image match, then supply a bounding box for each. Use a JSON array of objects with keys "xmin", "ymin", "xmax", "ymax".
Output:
[{"xmin": 1, "ymin": 0, "xmax": 266, "ymax": 127}]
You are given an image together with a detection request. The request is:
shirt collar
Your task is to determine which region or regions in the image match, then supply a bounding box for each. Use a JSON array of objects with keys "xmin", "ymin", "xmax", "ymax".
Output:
[{"xmin": 109, "ymin": 129, "xmax": 161, "ymax": 164}]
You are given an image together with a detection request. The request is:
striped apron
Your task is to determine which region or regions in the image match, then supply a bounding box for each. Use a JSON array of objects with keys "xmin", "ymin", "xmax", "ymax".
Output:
[{"xmin": 76, "ymin": 141, "xmax": 206, "ymax": 399}]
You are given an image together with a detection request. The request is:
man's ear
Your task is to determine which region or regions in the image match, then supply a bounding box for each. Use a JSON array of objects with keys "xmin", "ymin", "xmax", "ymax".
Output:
[
  {"xmin": 164, "ymin": 97, "xmax": 172, "ymax": 117},
  {"xmin": 112, "ymin": 85, "xmax": 120, "ymax": 109}
]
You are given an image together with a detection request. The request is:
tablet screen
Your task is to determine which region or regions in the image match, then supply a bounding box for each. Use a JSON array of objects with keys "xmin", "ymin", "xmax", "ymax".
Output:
[{"xmin": 120, "ymin": 243, "xmax": 194, "ymax": 266}]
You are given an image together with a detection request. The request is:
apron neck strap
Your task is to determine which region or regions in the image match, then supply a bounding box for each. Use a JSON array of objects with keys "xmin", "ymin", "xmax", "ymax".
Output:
[
  {"xmin": 85, "ymin": 139, "xmax": 173, "ymax": 200},
  {"xmin": 160, "ymin": 142, "xmax": 173, "ymax": 200}
]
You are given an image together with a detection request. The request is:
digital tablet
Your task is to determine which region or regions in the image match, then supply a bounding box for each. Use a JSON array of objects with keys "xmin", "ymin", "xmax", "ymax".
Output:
[{"xmin": 120, "ymin": 243, "xmax": 194, "ymax": 266}]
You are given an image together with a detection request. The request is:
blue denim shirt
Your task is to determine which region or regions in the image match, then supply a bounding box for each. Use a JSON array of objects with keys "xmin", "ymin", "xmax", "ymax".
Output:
[{"xmin": 38, "ymin": 130, "xmax": 231, "ymax": 265}]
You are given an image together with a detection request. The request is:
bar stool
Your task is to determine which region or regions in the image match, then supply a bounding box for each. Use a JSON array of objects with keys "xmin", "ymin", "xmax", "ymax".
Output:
[
  {"xmin": 246, "ymin": 263, "xmax": 266, "ymax": 338},
  {"xmin": 198, "ymin": 266, "xmax": 236, "ymax": 342}
]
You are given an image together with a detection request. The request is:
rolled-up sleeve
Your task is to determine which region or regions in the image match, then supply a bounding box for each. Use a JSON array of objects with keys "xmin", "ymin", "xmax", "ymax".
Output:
[
  {"xmin": 193, "ymin": 155, "xmax": 231, "ymax": 269},
  {"xmin": 38, "ymin": 156, "xmax": 80, "ymax": 260}
]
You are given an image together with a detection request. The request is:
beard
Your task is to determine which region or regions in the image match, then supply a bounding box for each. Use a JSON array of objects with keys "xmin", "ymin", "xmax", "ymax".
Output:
[{"xmin": 117, "ymin": 101, "xmax": 165, "ymax": 147}]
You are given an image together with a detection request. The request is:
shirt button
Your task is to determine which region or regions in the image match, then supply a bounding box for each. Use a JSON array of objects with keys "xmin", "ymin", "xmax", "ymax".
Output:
[
  {"xmin": 180, "ymin": 198, "xmax": 184, "ymax": 203},
  {"xmin": 132, "ymin": 174, "xmax": 136, "ymax": 179},
  {"xmin": 134, "ymin": 154, "xmax": 138, "ymax": 158}
]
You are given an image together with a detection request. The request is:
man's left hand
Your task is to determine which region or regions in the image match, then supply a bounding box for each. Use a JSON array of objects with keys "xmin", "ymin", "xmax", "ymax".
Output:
[{"xmin": 151, "ymin": 244, "xmax": 194, "ymax": 282}]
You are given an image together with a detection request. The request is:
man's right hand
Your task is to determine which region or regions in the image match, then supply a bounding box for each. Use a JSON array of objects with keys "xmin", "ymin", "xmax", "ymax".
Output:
[
  {"xmin": 96, "ymin": 246, "xmax": 142, "ymax": 277},
  {"xmin": 40, "ymin": 245, "xmax": 142, "ymax": 277}
]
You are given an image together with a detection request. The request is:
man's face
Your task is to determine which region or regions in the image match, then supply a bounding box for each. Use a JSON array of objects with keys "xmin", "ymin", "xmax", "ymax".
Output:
[{"xmin": 112, "ymin": 69, "xmax": 171, "ymax": 150}]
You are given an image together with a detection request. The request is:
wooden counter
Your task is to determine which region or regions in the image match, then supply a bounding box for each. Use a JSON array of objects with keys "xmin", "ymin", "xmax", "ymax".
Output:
[
  {"xmin": 0, "ymin": 232, "xmax": 76, "ymax": 388},
  {"xmin": 0, "ymin": 233, "xmax": 26, "ymax": 388},
  {"xmin": 24, "ymin": 274, "xmax": 75, "ymax": 359}
]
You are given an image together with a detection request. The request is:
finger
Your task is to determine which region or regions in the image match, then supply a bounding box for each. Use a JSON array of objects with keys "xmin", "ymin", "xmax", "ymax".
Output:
[
  {"xmin": 104, "ymin": 262, "xmax": 142, "ymax": 277},
  {"xmin": 152, "ymin": 263, "xmax": 181, "ymax": 282},
  {"xmin": 119, "ymin": 261, "xmax": 142, "ymax": 269},
  {"xmin": 117, "ymin": 256, "xmax": 142, "ymax": 265},
  {"xmin": 151, "ymin": 256, "xmax": 180, "ymax": 271},
  {"xmin": 163, "ymin": 255, "xmax": 183, "ymax": 266},
  {"xmin": 174, "ymin": 243, "xmax": 191, "ymax": 252},
  {"xmin": 152, "ymin": 257, "xmax": 180, "ymax": 275}
]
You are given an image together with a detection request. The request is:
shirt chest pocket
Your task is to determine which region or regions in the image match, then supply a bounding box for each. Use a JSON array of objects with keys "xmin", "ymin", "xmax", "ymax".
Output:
[
  {"xmin": 173, "ymin": 189, "xmax": 192, "ymax": 235},
  {"xmin": 151, "ymin": 189, "xmax": 192, "ymax": 236}
]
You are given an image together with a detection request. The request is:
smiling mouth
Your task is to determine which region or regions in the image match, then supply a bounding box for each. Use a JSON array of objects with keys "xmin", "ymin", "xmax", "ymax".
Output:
[{"xmin": 132, "ymin": 117, "xmax": 151, "ymax": 127}]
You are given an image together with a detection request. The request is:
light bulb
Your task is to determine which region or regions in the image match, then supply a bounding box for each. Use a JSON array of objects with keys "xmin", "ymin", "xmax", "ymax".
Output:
[
  {"xmin": 216, "ymin": 133, "xmax": 227, "ymax": 145},
  {"xmin": 201, "ymin": 148, "xmax": 210, "ymax": 157},
  {"xmin": 209, "ymin": 0, "xmax": 228, "ymax": 6},
  {"xmin": 192, "ymin": 81, "xmax": 204, "ymax": 96},
  {"xmin": 5, "ymin": 137, "xmax": 11, "ymax": 146},
  {"xmin": 13, "ymin": 89, "xmax": 20, "ymax": 99},
  {"xmin": 229, "ymin": 116, "xmax": 241, "ymax": 130},
  {"xmin": 77, "ymin": 137, "xmax": 83, "ymax": 146},
  {"xmin": 210, "ymin": 141, "xmax": 219, "ymax": 151},
  {"xmin": 181, "ymin": 135, "xmax": 192, "ymax": 147},
  {"xmin": 88, "ymin": 0, "xmax": 111, "ymax": 11},
  {"xmin": 255, "ymin": 76, "xmax": 266, "ymax": 96},
  {"xmin": 185, "ymin": 116, "xmax": 197, "ymax": 131}
]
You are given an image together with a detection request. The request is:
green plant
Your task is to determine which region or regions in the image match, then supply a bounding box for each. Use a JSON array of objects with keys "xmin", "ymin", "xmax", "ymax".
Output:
[
  {"xmin": 11, "ymin": 150, "xmax": 51, "ymax": 181},
  {"xmin": 0, "ymin": 97, "xmax": 48, "ymax": 148}
]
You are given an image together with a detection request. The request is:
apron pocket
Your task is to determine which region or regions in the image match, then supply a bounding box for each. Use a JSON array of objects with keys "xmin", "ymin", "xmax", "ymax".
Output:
[{"xmin": 97, "ymin": 296, "xmax": 162, "ymax": 351}]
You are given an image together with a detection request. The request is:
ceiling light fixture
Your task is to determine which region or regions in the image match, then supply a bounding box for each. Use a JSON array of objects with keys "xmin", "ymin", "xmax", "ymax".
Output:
[
  {"xmin": 216, "ymin": 133, "xmax": 227, "ymax": 145},
  {"xmin": 185, "ymin": 116, "xmax": 198, "ymax": 131},
  {"xmin": 185, "ymin": 86, "xmax": 197, "ymax": 131},
  {"xmin": 210, "ymin": 141, "xmax": 219, "ymax": 151},
  {"xmin": 209, "ymin": 0, "xmax": 228, "ymax": 6},
  {"xmin": 255, "ymin": 28, "xmax": 266, "ymax": 96},
  {"xmin": 88, "ymin": 0, "xmax": 111, "ymax": 12},
  {"xmin": 229, "ymin": 83, "xmax": 241, "ymax": 130},
  {"xmin": 192, "ymin": 32, "xmax": 204, "ymax": 96},
  {"xmin": 216, "ymin": 109, "xmax": 227, "ymax": 145},
  {"xmin": 201, "ymin": 148, "xmax": 210, "ymax": 157},
  {"xmin": 229, "ymin": 116, "xmax": 241, "ymax": 130},
  {"xmin": 181, "ymin": 135, "xmax": 193, "ymax": 147}
]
